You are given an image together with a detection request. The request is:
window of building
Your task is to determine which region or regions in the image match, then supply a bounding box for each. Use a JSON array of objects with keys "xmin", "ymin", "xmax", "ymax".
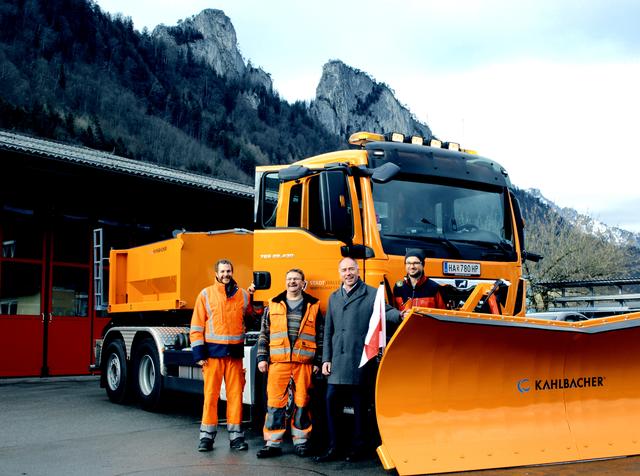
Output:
[
  {"xmin": 51, "ymin": 266, "xmax": 89, "ymax": 317},
  {"xmin": 1, "ymin": 209, "xmax": 43, "ymax": 260},
  {"xmin": 0, "ymin": 261, "xmax": 42, "ymax": 316},
  {"xmin": 53, "ymin": 218, "xmax": 90, "ymax": 264}
]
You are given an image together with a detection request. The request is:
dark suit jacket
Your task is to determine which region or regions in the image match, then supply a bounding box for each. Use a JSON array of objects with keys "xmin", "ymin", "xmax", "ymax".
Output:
[{"xmin": 322, "ymin": 280, "xmax": 400, "ymax": 385}]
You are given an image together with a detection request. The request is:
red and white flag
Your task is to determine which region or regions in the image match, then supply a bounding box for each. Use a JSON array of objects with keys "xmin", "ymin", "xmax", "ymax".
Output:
[{"xmin": 359, "ymin": 284, "xmax": 386, "ymax": 368}]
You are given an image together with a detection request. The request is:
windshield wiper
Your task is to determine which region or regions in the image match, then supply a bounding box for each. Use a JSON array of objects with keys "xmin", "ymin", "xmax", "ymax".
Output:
[
  {"xmin": 447, "ymin": 238, "xmax": 514, "ymax": 258},
  {"xmin": 383, "ymin": 233, "xmax": 462, "ymax": 258},
  {"xmin": 480, "ymin": 240, "xmax": 516, "ymax": 259}
]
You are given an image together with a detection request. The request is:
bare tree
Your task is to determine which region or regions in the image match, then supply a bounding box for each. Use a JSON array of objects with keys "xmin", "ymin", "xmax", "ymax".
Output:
[{"xmin": 523, "ymin": 208, "xmax": 633, "ymax": 311}]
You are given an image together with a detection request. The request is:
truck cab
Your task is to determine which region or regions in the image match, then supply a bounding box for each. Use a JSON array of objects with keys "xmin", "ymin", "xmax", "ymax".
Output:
[{"xmin": 253, "ymin": 131, "xmax": 527, "ymax": 316}]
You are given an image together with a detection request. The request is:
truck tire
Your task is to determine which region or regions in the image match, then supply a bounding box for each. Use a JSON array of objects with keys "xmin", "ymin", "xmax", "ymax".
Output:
[
  {"xmin": 134, "ymin": 338, "xmax": 163, "ymax": 411},
  {"xmin": 103, "ymin": 340, "xmax": 130, "ymax": 404}
]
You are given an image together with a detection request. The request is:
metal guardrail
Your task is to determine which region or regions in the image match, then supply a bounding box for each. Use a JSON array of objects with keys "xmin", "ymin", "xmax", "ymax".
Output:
[
  {"xmin": 537, "ymin": 277, "xmax": 640, "ymax": 313},
  {"xmin": 537, "ymin": 277, "xmax": 640, "ymax": 289}
]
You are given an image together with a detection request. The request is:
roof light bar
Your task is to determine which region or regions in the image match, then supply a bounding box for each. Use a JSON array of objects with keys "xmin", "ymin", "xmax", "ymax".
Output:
[
  {"xmin": 348, "ymin": 131, "xmax": 385, "ymax": 146},
  {"xmin": 386, "ymin": 132, "xmax": 405, "ymax": 143},
  {"xmin": 446, "ymin": 142, "xmax": 460, "ymax": 151},
  {"xmin": 348, "ymin": 131, "xmax": 474, "ymax": 154}
]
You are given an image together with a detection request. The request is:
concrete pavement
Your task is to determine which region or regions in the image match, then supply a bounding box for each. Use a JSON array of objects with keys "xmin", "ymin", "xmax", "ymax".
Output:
[{"xmin": 1, "ymin": 376, "xmax": 640, "ymax": 476}]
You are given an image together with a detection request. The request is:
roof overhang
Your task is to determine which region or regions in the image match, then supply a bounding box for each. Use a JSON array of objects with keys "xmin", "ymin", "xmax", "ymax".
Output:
[{"xmin": 0, "ymin": 130, "xmax": 254, "ymax": 199}]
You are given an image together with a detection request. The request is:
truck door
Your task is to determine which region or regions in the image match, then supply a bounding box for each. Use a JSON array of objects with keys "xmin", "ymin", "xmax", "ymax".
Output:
[{"xmin": 253, "ymin": 168, "xmax": 363, "ymax": 308}]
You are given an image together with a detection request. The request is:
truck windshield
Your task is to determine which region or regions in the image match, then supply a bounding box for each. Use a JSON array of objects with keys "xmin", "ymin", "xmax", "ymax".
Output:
[{"xmin": 372, "ymin": 178, "xmax": 516, "ymax": 262}]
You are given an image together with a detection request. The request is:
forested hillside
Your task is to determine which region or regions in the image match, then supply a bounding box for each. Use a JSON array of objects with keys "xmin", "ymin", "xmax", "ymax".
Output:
[
  {"xmin": 1, "ymin": 0, "xmax": 637, "ymax": 291},
  {"xmin": 0, "ymin": 0, "xmax": 341, "ymax": 183},
  {"xmin": 513, "ymin": 188, "xmax": 640, "ymax": 299}
]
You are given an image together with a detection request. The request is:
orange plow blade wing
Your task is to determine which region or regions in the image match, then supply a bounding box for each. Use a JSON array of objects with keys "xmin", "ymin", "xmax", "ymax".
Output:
[{"xmin": 375, "ymin": 310, "xmax": 640, "ymax": 475}]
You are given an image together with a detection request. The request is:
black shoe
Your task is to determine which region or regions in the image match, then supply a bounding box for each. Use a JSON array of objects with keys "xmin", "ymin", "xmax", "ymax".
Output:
[
  {"xmin": 294, "ymin": 444, "xmax": 310, "ymax": 457},
  {"xmin": 256, "ymin": 445, "xmax": 282, "ymax": 458},
  {"xmin": 345, "ymin": 448, "xmax": 372, "ymax": 462},
  {"xmin": 198, "ymin": 438, "xmax": 213, "ymax": 452},
  {"xmin": 230, "ymin": 437, "xmax": 248, "ymax": 451},
  {"xmin": 345, "ymin": 449, "xmax": 364, "ymax": 462},
  {"xmin": 313, "ymin": 447, "xmax": 340, "ymax": 462}
]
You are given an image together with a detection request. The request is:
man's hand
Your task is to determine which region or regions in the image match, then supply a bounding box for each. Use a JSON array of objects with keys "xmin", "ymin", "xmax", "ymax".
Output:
[
  {"xmin": 247, "ymin": 283, "xmax": 256, "ymax": 294},
  {"xmin": 197, "ymin": 359, "xmax": 206, "ymax": 367},
  {"xmin": 322, "ymin": 361, "xmax": 331, "ymax": 376},
  {"xmin": 258, "ymin": 361, "xmax": 268, "ymax": 373}
]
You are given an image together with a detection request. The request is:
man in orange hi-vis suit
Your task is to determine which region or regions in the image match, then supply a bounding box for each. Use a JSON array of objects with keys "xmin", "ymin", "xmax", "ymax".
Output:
[
  {"xmin": 255, "ymin": 268, "xmax": 323, "ymax": 458},
  {"xmin": 190, "ymin": 259, "xmax": 255, "ymax": 453}
]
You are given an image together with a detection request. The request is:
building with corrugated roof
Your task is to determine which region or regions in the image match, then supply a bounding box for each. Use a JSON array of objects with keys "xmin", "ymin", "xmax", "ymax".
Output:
[{"xmin": 0, "ymin": 130, "xmax": 253, "ymax": 377}]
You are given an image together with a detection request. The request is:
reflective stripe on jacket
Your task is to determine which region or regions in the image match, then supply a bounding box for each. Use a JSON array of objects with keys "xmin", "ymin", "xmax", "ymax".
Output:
[
  {"xmin": 268, "ymin": 296, "xmax": 319, "ymax": 364},
  {"xmin": 190, "ymin": 280, "xmax": 248, "ymax": 361}
]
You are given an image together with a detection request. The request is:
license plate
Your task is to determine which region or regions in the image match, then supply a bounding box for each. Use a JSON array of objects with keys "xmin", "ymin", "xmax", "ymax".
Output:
[{"xmin": 443, "ymin": 261, "xmax": 481, "ymax": 276}]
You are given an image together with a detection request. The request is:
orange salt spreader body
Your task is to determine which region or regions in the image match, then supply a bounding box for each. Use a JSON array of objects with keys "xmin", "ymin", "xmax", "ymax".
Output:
[{"xmin": 375, "ymin": 308, "xmax": 640, "ymax": 475}]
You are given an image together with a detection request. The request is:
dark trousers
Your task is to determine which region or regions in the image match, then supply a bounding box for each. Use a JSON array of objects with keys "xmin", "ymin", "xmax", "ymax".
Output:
[{"xmin": 325, "ymin": 383, "xmax": 370, "ymax": 452}]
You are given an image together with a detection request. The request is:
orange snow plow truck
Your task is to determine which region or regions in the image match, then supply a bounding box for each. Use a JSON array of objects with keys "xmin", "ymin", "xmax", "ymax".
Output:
[{"xmin": 96, "ymin": 131, "xmax": 640, "ymax": 475}]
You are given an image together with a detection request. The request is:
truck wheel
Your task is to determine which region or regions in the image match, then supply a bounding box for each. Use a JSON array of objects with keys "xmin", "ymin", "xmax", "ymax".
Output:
[
  {"xmin": 103, "ymin": 340, "xmax": 130, "ymax": 404},
  {"xmin": 134, "ymin": 338, "xmax": 163, "ymax": 411}
]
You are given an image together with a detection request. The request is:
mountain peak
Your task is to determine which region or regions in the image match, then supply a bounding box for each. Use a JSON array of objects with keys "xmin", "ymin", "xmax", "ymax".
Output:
[
  {"xmin": 523, "ymin": 188, "xmax": 639, "ymax": 246},
  {"xmin": 152, "ymin": 9, "xmax": 272, "ymax": 91},
  {"xmin": 309, "ymin": 60, "xmax": 431, "ymax": 138}
]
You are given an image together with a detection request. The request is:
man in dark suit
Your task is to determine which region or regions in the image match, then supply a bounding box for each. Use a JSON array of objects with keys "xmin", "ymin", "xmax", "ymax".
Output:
[{"xmin": 314, "ymin": 257, "xmax": 400, "ymax": 462}]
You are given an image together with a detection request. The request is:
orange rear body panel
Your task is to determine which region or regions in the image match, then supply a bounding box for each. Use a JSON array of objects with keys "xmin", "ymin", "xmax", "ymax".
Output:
[{"xmin": 108, "ymin": 230, "xmax": 253, "ymax": 313}]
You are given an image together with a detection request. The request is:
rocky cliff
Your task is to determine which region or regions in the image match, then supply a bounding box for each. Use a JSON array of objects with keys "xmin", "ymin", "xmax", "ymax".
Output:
[
  {"xmin": 153, "ymin": 9, "xmax": 432, "ymax": 138},
  {"xmin": 153, "ymin": 13, "xmax": 431, "ymax": 138},
  {"xmin": 153, "ymin": 9, "xmax": 272, "ymax": 92},
  {"xmin": 309, "ymin": 60, "xmax": 432, "ymax": 138}
]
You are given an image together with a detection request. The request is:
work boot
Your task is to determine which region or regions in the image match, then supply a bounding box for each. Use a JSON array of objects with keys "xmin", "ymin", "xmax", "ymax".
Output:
[
  {"xmin": 198, "ymin": 438, "xmax": 214, "ymax": 452},
  {"xmin": 345, "ymin": 448, "xmax": 366, "ymax": 462},
  {"xmin": 313, "ymin": 447, "xmax": 340, "ymax": 462},
  {"xmin": 229, "ymin": 437, "xmax": 248, "ymax": 451},
  {"xmin": 256, "ymin": 445, "xmax": 282, "ymax": 458},
  {"xmin": 294, "ymin": 443, "xmax": 311, "ymax": 457}
]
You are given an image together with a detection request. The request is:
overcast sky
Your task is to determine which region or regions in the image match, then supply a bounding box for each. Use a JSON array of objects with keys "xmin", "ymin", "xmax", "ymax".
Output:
[{"xmin": 95, "ymin": 0, "xmax": 640, "ymax": 232}]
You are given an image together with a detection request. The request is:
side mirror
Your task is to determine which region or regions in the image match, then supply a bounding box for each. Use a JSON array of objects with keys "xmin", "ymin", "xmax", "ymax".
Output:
[
  {"xmin": 318, "ymin": 170, "xmax": 353, "ymax": 243},
  {"xmin": 522, "ymin": 250, "xmax": 543, "ymax": 263},
  {"xmin": 341, "ymin": 244, "xmax": 375, "ymax": 260},
  {"xmin": 371, "ymin": 162, "xmax": 401, "ymax": 184},
  {"xmin": 278, "ymin": 165, "xmax": 313, "ymax": 181},
  {"xmin": 253, "ymin": 271, "xmax": 271, "ymax": 290}
]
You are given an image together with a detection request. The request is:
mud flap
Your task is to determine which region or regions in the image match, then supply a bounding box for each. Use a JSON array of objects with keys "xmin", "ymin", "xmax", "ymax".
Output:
[{"xmin": 375, "ymin": 309, "xmax": 640, "ymax": 475}]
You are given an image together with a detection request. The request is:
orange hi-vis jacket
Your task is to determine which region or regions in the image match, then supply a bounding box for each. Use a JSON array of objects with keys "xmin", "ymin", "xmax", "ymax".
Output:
[
  {"xmin": 190, "ymin": 279, "xmax": 249, "ymax": 362},
  {"xmin": 268, "ymin": 295, "xmax": 319, "ymax": 364}
]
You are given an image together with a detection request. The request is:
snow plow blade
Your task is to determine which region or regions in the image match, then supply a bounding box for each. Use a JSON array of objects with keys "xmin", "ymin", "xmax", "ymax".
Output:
[{"xmin": 375, "ymin": 309, "xmax": 640, "ymax": 475}]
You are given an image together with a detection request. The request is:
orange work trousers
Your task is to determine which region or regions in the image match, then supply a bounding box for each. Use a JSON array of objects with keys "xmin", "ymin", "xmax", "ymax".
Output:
[
  {"xmin": 201, "ymin": 356, "xmax": 245, "ymax": 439},
  {"xmin": 264, "ymin": 361, "xmax": 313, "ymax": 446}
]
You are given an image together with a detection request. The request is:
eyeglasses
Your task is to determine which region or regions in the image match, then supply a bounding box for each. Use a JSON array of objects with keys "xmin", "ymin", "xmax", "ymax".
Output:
[{"xmin": 405, "ymin": 261, "xmax": 422, "ymax": 266}]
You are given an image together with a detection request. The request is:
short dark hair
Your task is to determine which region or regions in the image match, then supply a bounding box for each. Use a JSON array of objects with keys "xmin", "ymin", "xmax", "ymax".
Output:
[
  {"xmin": 286, "ymin": 268, "xmax": 305, "ymax": 280},
  {"xmin": 215, "ymin": 259, "xmax": 233, "ymax": 272}
]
